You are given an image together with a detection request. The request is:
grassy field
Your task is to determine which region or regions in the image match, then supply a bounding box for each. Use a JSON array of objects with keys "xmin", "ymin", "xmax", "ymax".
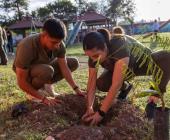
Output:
[{"xmin": 0, "ymin": 33, "xmax": 170, "ymax": 139}]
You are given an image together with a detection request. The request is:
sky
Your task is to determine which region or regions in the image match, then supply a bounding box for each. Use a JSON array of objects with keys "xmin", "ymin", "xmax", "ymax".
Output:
[
  {"xmin": 29, "ymin": 0, "xmax": 55, "ymax": 11},
  {"xmin": 134, "ymin": 0, "xmax": 170, "ymax": 21},
  {"xmin": 29, "ymin": 0, "xmax": 170, "ymax": 22}
]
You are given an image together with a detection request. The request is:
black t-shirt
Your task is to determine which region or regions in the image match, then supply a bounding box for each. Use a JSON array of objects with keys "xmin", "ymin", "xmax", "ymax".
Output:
[
  {"xmin": 88, "ymin": 36, "xmax": 130, "ymax": 71},
  {"xmin": 88, "ymin": 35, "xmax": 152, "ymax": 73}
]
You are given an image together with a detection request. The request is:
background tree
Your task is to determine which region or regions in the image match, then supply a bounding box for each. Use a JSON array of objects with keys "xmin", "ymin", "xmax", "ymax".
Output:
[
  {"xmin": 14, "ymin": 0, "xmax": 28, "ymax": 20},
  {"xmin": 36, "ymin": 7, "xmax": 51, "ymax": 20},
  {"xmin": 31, "ymin": 11, "xmax": 38, "ymax": 19},
  {"xmin": 0, "ymin": 0, "xmax": 136, "ymax": 27},
  {"xmin": 33, "ymin": 0, "xmax": 77, "ymax": 22},
  {"xmin": 51, "ymin": 0, "xmax": 77, "ymax": 22},
  {"xmin": 75, "ymin": 0, "xmax": 99, "ymax": 15},
  {"xmin": 97, "ymin": 0, "xmax": 109, "ymax": 15},
  {"xmin": 106, "ymin": 0, "xmax": 135, "ymax": 25},
  {"xmin": 0, "ymin": 0, "xmax": 28, "ymax": 21}
]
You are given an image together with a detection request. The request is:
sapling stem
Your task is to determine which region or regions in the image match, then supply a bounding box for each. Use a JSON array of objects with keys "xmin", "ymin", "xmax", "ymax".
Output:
[{"xmin": 160, "ymin": 95, "xmax": 165, "ymax": 111}]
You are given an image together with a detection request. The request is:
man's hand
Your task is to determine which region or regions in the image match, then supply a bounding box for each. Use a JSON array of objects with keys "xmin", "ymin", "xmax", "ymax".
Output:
[
  {"xmin": 43, "ymin": 97, "xmax": 62, "ymax": 106},
  {"xmin": 83, "ymin": 111, "xmax": 103, "ymax": 126},
  {"xmin": 82, "ymin": 107, "xmax": 95, "ymax": 121},
  {"xmin": 75, "ymin": 88, "xmax": 87, "ymax": 97},
  {"xmin": 148, "ymin": 95, "xmax": 160, "ymax": 104}
]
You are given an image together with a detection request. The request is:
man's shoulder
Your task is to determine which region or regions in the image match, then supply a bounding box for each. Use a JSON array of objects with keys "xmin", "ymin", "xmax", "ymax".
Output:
[
  {"xmin": 52, "ymin": 41, "xmax": 66, "ymax": 58},
  {"xmin": 18, "ymin": 34, "xmax": 40, "ymax": 48}
]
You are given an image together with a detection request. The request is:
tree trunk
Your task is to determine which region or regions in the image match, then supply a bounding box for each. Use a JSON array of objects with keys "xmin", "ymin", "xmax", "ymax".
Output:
[{"xmin": 16, "ymin": 2, "xmax": 22, "ymax": 21}]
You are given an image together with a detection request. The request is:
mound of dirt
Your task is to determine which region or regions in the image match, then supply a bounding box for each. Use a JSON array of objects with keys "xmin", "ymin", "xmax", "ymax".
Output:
[
  {"xmin": 54, "ymin": 99, "xmax": 153, "ymax": 140},
  {"xmin": 5, "ymin": 94, "xmax": 153, "ymax": 140}
]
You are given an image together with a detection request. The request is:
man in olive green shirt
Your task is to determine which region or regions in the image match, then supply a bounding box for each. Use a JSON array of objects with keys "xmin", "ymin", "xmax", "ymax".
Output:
[{"xmin": 13, "ymin": 18, "xmax": 85, "ymax": 106}]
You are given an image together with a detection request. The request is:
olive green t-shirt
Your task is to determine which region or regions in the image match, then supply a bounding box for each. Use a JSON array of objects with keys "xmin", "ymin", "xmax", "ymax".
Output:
[{"xmin": 13, "ymin": 34, "xmax": 66, "ymax": 71}]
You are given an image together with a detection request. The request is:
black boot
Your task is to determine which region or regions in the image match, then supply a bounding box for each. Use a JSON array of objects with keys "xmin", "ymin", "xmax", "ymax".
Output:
[
  {"xmin": 145, "ymin": 101, "xmax": 157, "ymax": 120},
  {"xmin": 118, "ymin": 83, "xmax": 132, "ymax": 100}
]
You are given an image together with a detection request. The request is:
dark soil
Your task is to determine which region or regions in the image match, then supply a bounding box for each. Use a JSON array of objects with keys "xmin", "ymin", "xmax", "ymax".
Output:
[{"xmin": 1, "ymin": 94, "xmax": 153, "ymax": 140}]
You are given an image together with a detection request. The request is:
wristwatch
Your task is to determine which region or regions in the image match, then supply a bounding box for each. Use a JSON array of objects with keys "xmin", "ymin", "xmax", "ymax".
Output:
[
  {"xmin": 98, "ymin": 108, "xmax": 106, "ymax": 117},
  {"xmin": 73, "ymin": 86, "xmax": 79, "ymax": 91}
]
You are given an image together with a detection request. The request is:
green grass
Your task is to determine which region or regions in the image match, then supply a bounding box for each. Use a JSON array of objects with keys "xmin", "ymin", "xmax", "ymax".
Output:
[
  {"xmin": 0, "ymin": 63, "xmax": 25, "ymax": 111},
  {"xmin": 134, "ymin": 32, "xmax": 170, "ymax": 51},
  {"xmin": 66, "ymin": 43, "xmax": 84, "ymax": 56},
  {"xmin": 0, "ymin": 33, "xmax": 170, "ymax": 139}
]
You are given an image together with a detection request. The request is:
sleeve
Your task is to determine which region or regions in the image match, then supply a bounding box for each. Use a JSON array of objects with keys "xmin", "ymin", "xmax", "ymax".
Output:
[
  {"xmin": 14, "ymin": 41, "xmax": 36, "ymax": 69},
  {"xmin": 88, "ymin": 57, "xmax": 97, "ymax": 68},
  {"xmin": 125, "ymin": 35, "xmax": 152, "ymax": 54},
  {"xmin": 53, "ymin": 41, "xmax": 66, "ymax": 58},
  {"xmin": 126, "ymin": 35, "xmax": 144, "ymax": 47}
]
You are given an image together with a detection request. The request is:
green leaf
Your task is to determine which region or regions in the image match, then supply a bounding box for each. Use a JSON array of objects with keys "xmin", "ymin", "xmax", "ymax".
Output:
[
  {"xmin": 135, "ymin": 89, "xmax": 159, "ymax": 98},
  {"xmin": 149, "ymin": 81, "xmax": 160, "ymax": 92},
  {"xmin": 95, "ymin": 55, "xmax": 101, "ymax": 71}
]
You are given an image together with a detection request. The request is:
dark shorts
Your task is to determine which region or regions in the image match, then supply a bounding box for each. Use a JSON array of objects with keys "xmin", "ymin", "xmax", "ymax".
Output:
[
  {"xmin": 29, "ymin": 57, "xmax": 79, "ymax": 89},
  {"xmin": 154, "ymin": 30, "xmax": 158, "ymax": 33}
]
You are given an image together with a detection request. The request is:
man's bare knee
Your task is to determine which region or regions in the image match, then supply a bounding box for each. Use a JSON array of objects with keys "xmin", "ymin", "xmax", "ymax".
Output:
[
  {"xmin": 67, "ymin": 57, "xmax": 79, "ymax": 72},
  {"xmin": 30, "ymin": 64, "xmax": 54, "ymax": 81}
]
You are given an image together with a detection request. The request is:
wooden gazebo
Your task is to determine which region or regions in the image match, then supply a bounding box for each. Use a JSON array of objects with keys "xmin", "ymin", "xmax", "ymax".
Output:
[
  {"xmin": 69, "ymin": 11, "xmax": 111, "ymax": 43},
  {"xmin": 77, "ymin": 11, "xmax": 111, "ymax": 29},
  {"xmin": 8, "ymin": 16, "xmax": 43, "ymax": 37}
]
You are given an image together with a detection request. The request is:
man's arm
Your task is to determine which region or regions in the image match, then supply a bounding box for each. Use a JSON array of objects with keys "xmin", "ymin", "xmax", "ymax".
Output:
[
  {"xmin": 16, "ymin": 67, "xmax": 45, "ymax": 100},
  {"xmin": 100, "ymin": 57, "xmax": 129, "ymax": 113},
  {"xmin": 57, "ymin": 57, "xmax": 78, "ymax": 90},
  {"xmin": 81, "ymin": 68, "xmax": 97, "ymax": 120},
  {"xmin": 83, "ymin": 57, "xmax": 130, "ymax": 125},
  {"xmin": 86, "ymin": 68, "xmax": 97, "ymax": 109},
  {"xmin": 16, "ymin": 67, "xmax": 61, "ymax": 105}
]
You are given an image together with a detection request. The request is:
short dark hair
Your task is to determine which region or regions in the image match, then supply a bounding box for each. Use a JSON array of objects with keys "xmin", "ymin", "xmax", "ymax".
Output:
[
  {"xmin": 83, "ymin": 32, "xmax": 106, "ymax": 51},
  {"xmin": 43, "ymin": 18, "xmax": 67, "ymax": 39},
  {"xmin": 112, "ymin": 26, "xmax": 125, "ymax": 35},
  {"xmin": 97, "ymin": 28, "xmax": 111, "ymax": 48},
  {"xmin": 97, "ymin": 28, "xmax": 111, "ymax": 41}
]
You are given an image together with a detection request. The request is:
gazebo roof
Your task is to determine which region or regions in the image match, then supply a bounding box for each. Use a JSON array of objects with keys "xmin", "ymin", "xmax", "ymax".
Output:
[
  {"xmin": 9, "ymin": 16, "xmax": 43, "ymax": 30},
  {"xmin": 77, "ymin": 11, "xmax": 108, "ymax": 22}
]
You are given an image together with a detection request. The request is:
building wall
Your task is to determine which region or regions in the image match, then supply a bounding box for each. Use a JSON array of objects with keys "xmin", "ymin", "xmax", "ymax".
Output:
[{"xmin": 121, "ymin": 22, "xmax": 170, "ymax": 35}]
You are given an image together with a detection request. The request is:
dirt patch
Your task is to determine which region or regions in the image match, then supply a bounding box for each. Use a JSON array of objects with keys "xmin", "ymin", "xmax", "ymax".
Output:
[
  {"xmin": 54, "ymin": 98, "xmax": 153, "ymax": 140},
  {"xmin": 1, "ymin": 94, "xmax": 153, "ymax": 140}
]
